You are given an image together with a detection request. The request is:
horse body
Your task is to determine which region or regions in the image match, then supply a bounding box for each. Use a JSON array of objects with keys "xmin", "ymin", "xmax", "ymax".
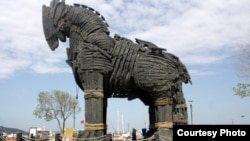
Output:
[{"xmin": 43, "ymin": 0, "xmax": 191, "ymax": 140}]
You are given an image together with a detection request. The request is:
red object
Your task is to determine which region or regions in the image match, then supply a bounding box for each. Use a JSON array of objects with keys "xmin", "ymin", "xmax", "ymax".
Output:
[{"xmin": 80, "ymin": 120, "xmax": 85, "ymax": 124}]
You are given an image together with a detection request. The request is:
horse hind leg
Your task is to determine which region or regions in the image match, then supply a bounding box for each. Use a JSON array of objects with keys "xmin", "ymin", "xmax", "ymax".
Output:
[
  {"xmin": 147, "ymin": 90, "xmax": 188, "ymax": 141},
  {"xmin": 142, "ymin": 94, "xmax": 174, "ymax": 140},
  {"xmin": 172, "ymin": 84, "xmax": 188, "ymax": 125},
  {"xmin": 153, "ymin": 96, "xmax": 174, "ymax": 141}
]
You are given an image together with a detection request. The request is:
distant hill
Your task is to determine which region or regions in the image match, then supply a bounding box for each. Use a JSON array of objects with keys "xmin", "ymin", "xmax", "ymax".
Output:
[{"xmin": 0, "ymin": 126, "xmax": 28, "ymax": 135}]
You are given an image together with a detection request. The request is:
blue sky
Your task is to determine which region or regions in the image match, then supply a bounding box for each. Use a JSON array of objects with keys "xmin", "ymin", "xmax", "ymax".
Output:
[{"xmin": 0, "ymin": 0, "xmax": 250, "ymax": 133}]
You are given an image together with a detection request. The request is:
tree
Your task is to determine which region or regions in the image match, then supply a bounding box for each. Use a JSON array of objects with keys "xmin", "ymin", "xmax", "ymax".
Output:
[
  {"xmin": 233, "ymin": 83, "xmax": 250, "ymax": 98},
  {"xmin": 233, "ymin": 40, "xmax": 250, "ymax": 98},
  {"xmin": 33, "ymin": 90, "xmax": 80, "ymax": 133}
]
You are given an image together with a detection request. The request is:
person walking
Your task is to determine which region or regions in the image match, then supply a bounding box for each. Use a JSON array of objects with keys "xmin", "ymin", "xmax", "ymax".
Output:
[{"xmin": 132, "ymin": 128, "xmax": 136, "ymax": 141}]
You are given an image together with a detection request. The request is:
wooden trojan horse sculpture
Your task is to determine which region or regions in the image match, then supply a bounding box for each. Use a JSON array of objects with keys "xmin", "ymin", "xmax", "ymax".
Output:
[{"xmin": 42, "ymin": 0, "xmax": 191, "ymax": 140}]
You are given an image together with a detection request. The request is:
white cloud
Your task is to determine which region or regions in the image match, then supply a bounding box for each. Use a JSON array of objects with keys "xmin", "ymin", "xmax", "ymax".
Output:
[
  {"xmin": 0, "ymin": 0, "xmax": 250, "ymax": 79},
  {"xmin": 0, "ymin": 0, "xmax": 68, "ymax": 79},
  {"xmin": 189, "ymin": 69, "xmax": 217, "ymax": 77}
]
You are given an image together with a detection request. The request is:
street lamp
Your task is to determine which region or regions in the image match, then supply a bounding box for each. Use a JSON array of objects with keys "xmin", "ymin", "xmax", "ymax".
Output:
[
  {"xmin": 188, "ymin": 100, "xmax": 193, "ymax": 124},
  {"xmin": 241, "ymin": 115, "xmax": 245, "ymax": 124},
  {"xmin": 233, "ymin": 115, "xmax": 245, "ymax": 124},
  {"xmin": 73, "ymin": 85, "xmax": 79, "ymax": 129}
]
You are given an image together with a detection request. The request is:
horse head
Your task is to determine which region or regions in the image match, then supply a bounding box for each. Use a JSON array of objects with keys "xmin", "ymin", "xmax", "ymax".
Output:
[
  {"xmin": 42, "ymin": 0, "xmax": 68, "ymax": 51},
  {"xmin": 43, "ymin": 0, "xmax": 111, "ymax": 52}
]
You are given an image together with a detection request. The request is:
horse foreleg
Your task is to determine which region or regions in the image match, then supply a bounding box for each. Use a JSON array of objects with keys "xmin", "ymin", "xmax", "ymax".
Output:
[
  {"xmin": 85, "ymin": 90, "xmax": 105, "ymax": 129},
  {"xmin": 77, "ymin": 71, "xmax": 107, "ymax": 141}
]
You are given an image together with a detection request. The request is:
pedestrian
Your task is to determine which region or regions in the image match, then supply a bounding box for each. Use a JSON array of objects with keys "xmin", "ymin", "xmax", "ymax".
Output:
[{"xmin": 132, "ymin": 128, "xmax": 136, "ymax": 141}]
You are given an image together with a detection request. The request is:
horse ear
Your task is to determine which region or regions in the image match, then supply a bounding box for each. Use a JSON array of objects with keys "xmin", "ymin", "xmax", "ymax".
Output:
[
  {"xmin": 42, "ymin": 5, "xmax": 59, "ymax": 50},
  {"xmin": 53, "ymin": 1, "xmax": 66, "ymax": 26},
  {"xmin": 50, "ymin": 0, "xmax": 60, "ymax": 7},
  {"xmin": 42, "ymin": 6, "xmax": 52, "ymax": 37}
]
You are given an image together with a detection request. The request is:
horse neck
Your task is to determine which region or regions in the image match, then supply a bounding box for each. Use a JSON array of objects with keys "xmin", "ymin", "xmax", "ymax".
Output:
[
  {"xmin": 66, "ymin": 5, "xmax": 110, "ymax": 51},
  {"xmin": 66, "ymin": 5, "xmax": 109, "ymax": 35},
  {"xmin": 68, "ymin": 26, "xmax": 86, "ymax": 48}
]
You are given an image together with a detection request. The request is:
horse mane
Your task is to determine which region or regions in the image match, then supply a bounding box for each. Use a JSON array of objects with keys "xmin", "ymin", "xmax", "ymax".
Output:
[{"xmin": 73, "ymin": 3, "xmax": 109, "ymax": 27}]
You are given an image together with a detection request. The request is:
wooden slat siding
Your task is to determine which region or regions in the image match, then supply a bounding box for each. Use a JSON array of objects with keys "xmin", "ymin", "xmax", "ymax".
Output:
[
  {"xmin": 43, "ymin": 1, "xmax": 191, "ymax": 141},
  {"xmin": 172, "ymin": 82, "xmax": 188, "ymax": 125}
]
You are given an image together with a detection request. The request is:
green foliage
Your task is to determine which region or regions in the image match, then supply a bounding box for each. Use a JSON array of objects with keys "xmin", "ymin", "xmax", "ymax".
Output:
[
  {"xmin": 33, "ymin": 90, "xmax": 80, "ymax": 132},
  {"xmin": 233, "ymin": 83, "xmax": 250, "ymax": 98},
  {"xmin": 233, "ymin": 40, "xmax": 250, "ymax": 98}
]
